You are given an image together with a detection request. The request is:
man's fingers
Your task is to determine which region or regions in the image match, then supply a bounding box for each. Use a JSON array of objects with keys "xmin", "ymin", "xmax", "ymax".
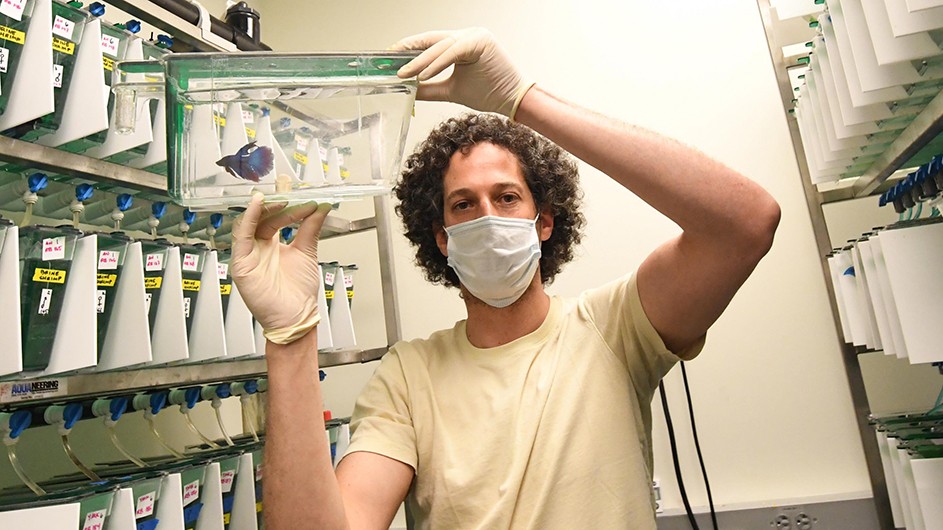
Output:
[
  {"xmin": 291, "ymin": 203, "xmax": 333, "ymax": 258},
  {"xmin": 256, "ymin": 202, "xmax": 321, "ymax": 241},
  {"xmin": 231, "ymin": 193, "xmax": 266, "ymax": 258},
  {"xmin": 390, "ymin": 30, "xmax": 453, "ymax": 52},
  {"xmin": 416, "ymin": 79, "xmax": 452, "ymax": 102},
  {"xmin": 397, "ymin": 35, "xmax": 457, "ymax": 80}
]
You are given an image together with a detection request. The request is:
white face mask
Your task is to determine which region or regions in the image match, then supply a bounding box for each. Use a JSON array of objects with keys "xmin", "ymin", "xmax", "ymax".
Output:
[{"xmin": 445, "ymin": 215, "xmax": 542, "ymax": 308}]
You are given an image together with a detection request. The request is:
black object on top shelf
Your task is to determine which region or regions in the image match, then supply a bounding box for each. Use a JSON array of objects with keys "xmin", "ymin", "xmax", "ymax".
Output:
[
  {"xmin": 224, "ymin": 1, "xmax": 260, "ymax": 46},
  {"xmin": 147, "ymin": 0, "xmax": 271, "ymax": 51}
]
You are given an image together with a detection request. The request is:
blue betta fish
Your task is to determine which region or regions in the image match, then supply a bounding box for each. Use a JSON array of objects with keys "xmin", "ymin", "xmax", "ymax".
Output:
[{"xmin": 216, "ymin": 141, "xmax": 275, "ymax": 182}]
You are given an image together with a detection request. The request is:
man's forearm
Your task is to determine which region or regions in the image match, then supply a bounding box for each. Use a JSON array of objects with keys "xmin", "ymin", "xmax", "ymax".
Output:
[{"xmin": 264, "ymin": 331, "xmax": 349, "ymax": 530}]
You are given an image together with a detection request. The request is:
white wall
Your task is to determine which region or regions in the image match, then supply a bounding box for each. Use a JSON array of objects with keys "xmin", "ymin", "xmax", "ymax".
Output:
[{"xmin": 256, "ymin": 0, "xmax": 873, "ymax": 514}]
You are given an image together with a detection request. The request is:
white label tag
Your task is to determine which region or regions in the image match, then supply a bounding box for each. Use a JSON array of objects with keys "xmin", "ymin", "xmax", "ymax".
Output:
[
  {"xmin": 100, "ymin": 34, "xmax": 119, "ymax": 58},
  {"xmin": 338, "ymin": 152, "xmax": 346, "ymax": 166},
  {"xmin": 220, "ymin": 470, "xmax": 235, "ymax": 493},
  {"xmin": 296, "ymin": 138, "xmax": 308, "ymax": 151},
  {"xmin": 144, "ymin": 253, "xmax": 163, "ymax": 271},
  {"xmin": 217, "ymin": 263, "xmax": 229, "ymax": 279},
  {"xmin": 0, "ymin": 0, "xmax": 27, "ymax": 21},
  {"xmin": 182, "ymin": 253, "xmax": 199, "ymax": 272},
  {"xmin": 183, "ymin": 297, "xmax": 191, "ymax": 318},
  {"xmin": 323, "ymin": 272, "xmax": 334, "ymax": 285},
  {"xmin": 144, "ymin": 292, "xmax": 152, "ymax": 314},
  {"xmin": 82, "ymin": 509, "xmax": 107, "ymax": 530},
  {"xmin": 135, "ymin": 492, "xmax": 155, "ymax": 519},
  {"xmin": 254, "ymin": 464, "xmax": 262, "ymax": 481},
  {"xmin": 319, "ymin": 146, "xmax": 328, "ymax": 160},
  {"xmin": 53, "ymin": 64, "xmax": 63, "ymax": 88},
  {"xmin": 182, "ymin": 480, "xmax": 200, "ymax": 507},
  {"xmin": 241, "ymin": 110, "xmax": 254, "ymax": 124},
  {"xmin": 38, "ymin": 288, "xmax": 52, "ymax": 315},
  {"xmin": 52, "ymin": 15, "xmax": 74, "ymax": 40},
  {"xmin": 98, "ymin": 250, "xmax": 119, "ymax": 270},
  {"xmin": 42, "ymin": 237, "xmax": 65, "ymax": 260},
  {"xmin": 0, "ymin": 47, "xmax": 9, "ymax": 73},
  {"xmin": 343, "ymin": 274, "xmax": 353, "ymax": 288},
  {"xmin": 96, "ymin": 290, "xmax": 106, "ymax": 313}
]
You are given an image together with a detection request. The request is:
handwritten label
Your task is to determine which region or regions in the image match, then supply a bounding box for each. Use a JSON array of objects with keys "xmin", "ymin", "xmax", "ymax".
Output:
[
  {"xmin": 0, "ymin": 25, "xmax": 25, "ymax": 45},
  {"xmin": 53, "ymin": 63, "xmax": 63, "ymax": 88},
  {"xmin": 135, "ymin": 492, "xmax": 155, "ymax": 519},
  {"xmin": 53, "ymin": 37, "xmax": 75, "ymax": 55},
  {"xmin": 213, "ymin": 114, "xmax": 226, "ymax": 127},
  {"xmin": 293, "ymin": 152, "xmax": 308, "ymax": 166},
  {"xmin": 52, "ymin": 15, "xmax": 74, "ymax": 40},
  {"xmin": 42, "ymin": 237, "xmax": 65, "ymax": 260},
  {"xmin": 0, "ymin": 0, "xmax": 26, "ymax": 21},
  {"xmin": 144, "ymin": 276, "xmax": 162, "ymax": 289},
  {"xmin": 183, "ymin": 480, "xmax": 200, "ymax": 507},
  {"xmin": 0, "ymin": 47, "xmax": 8, "ymax": 72},
  {"xmin": 38, "ymin": 288, "xmax": 52, "ymax": 314},
  {"xmin": 33, "ymin": 268, "xmax": 66, "ymax": 283},
  {"xmin": 256, "ymin": 501, "xmax": 263, "ymax": 513},
  {"xmin": 102, "ymin": 55, "xmax": 114, "ymax": 72},
  {"xmin": 245, "ymin": 127, "xmax": 256, "ymax": 139},
  {"xmin": 82, "ymin": 509, "xmax": 107, "ymax": 530},
  {"xmin": 182, "ymin": 279, "xmax": 201, "ymax": 291},
  {"xmin": 296, "ymin": 138, "xmax": 308, "ymax": 151},
  {"xmin": 344, "ymin": 274, "xmax": 353, "ymax": 288},
  {"xmin": 183, "ymin": 297, "xmax": 191, "ymax": 318},
  {"xmin": 242, "ymin": 110, "xmax": 254, "ymax": 123},
  {"xmin": 98, "ymin": 250, "xmax": 119, "ymax": 270},
  {"xmin": 220, "ymin": 470, "xmax": 235, "ymax": 493},
  {"xmin": 255, "ymin": 464, "xmax": 262, "ymax": 481},
  {"xmin": 323, "ymin": 271, "xmax": 334, "ymax": 285},
  {"xmin": 100, "ymin": 34, "xmax": 119, "ymax": 58},
  {"xmin": 219, "ymin": 284, "xmax": 231, "ymax": 295},
  {"xmin": 96, "ymin": 290, "xmax": 106, "ymax": 313},
  {"xmin": 145, "ymin": 253, "xmax": 163, "ymax": 271},
  {"xmin": 182, "ymin": 253, "xmax": 199, "ymax": 272},
  {"xmin": 97, "ymin": 273, "xmax": 117, "ymax": 287},
  {"xmin": 217, "ymin": 263, "xmax": 228, "ymax": 279},
  {"xmin": 144, "ymin": 293, "xmax": 152, "ymax": 313},
  {"xmin": 347, "ymin": 289, "xmax": 354, "ymax": 299}
]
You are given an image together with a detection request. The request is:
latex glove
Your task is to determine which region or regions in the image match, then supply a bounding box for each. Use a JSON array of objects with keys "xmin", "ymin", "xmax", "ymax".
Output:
[
  {"xmin": 230, "ymin": 193, "xmax": 332, "ymax": 345},
  {"xmin": 392, "ymin": 28, "xmax": 535, "ymax": 121}
]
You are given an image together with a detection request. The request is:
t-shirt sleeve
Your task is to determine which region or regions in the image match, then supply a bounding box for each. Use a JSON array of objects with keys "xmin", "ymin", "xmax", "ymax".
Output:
[
  {"xmin": 341, "ymin": 347, "xmax": 418, "ymax": 471},
  {"xmin": 578, "ymin": 273, "xmax": 705, "ymax": 396}
]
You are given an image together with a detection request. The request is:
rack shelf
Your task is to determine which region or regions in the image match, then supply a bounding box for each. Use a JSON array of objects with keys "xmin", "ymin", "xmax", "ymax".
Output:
[{"xmin": 0, "ymin": 347, "xmax": 389, "ymax": 408}]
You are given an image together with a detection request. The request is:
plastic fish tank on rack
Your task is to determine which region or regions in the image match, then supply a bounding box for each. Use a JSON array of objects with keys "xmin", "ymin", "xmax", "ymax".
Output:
[{"xmin": 112, "ymin": 51, "xmax": 420, "ymax": 211}]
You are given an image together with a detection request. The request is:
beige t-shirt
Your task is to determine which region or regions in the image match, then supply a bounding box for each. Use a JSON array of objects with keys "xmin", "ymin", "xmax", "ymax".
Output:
[{"xmin": 344, "ymin": 273, "xmax": 704, "ymax": 529}]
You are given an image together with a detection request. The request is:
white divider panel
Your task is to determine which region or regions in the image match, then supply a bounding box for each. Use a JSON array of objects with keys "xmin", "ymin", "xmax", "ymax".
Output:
[
  {"xmin": 37, "ymin": 17, "xmax": 109, "ymax": 147},
  {"xmin": 0, "ymin": 502, "xmax": 79, "ymax": 530},
  {"xmin": 835, "ymin": 249, "xmax": 869, "ymax": 346},
  {"xmin": 225, "ymin": 282, "xmax": 255, "ymax": 358},
  {"xmin": 43, "ymin": 234, "xmax": 96, "ymax": 375},
  {"xmin": 254, "ymin": 113, "xmax": 299, "ymax": 184},
  {"xmin": 875, "ymin": 431, "xmax": 906, "ymax": 528},
  {"xmin": 213, "ymin": 102, "xmax": 253, "ymax": 196},
  {"xmin": 0, "ymin": 225, "xmax": 22, "ymax": 376},
  {"xmin": 150, "ymin": 246, "xmax": 189, "ymax": 364},
  {"xmin": 827, "ymin": 255, "xmax": 853, "ymax": 342},
  {"xmin": 860, "ymin": 0, "xmax": 942, "ymax": 66},
  {"xmin": 899, "ymin": 449, "xmax": 928, "ymax": 530},
  {"xmin": 196, "ymin": 462, "xmax": 224, "ymax": 530},
  {"xmin": 317, "ymin": 264, "xmax": 334, "ymax": 350},
  {"xmin": 98, "ymin": 242, "xmax": 152, "ymax": 370},
  {"xmin": 187, "ymin": 250, "xmax": 227, "ymax": 362},
  {"xmin": 190, "ymin": 105, "xmax": 223, "ymax": 181},
  {"xmin": 104, "ymin": 488, "xmax": 136, "ymax": 530},
  {"xmin": 907, "ymin": 0, "xmax": 943, "ymax": 10},
  {"xmin": 229, "ymin": 453, "xmax": 258, "ymax": 530},
  {"xmin": 156, "ymin": 473, "xmax": 186, "ymax": 530},
  {"xmin": 129, "ymin": 98, "xmax": 167, "ymax": 169},
  {"xmin": 837, "ymin": 0, "xmax": 926, "ymax": 90},
  {"xmin": 911, "ymin": 456, "xmax": 943, "ymax": 530},
  {"xmin": 885, "ymin": 0, "xmax": 943, "ymax": 36},
  {"xmin": 878, "ymin": 223, "xmax": 943, "ymax": 364},
  {"xmin": 302, "ymin": 139, "xmax": 327, "ymax": 185},
  {"xmin": 857, "ymin": 241, "xmax": 895, "ymax": 356},
  {"xmin": 328, "ymin": 267, "xmax": 356, "ymax": 350},
  {"xmin": 868, "ymin": 234, "xmax": 909, "ymax": 358},
  {"xmin": 85, "ymin": 37, "xmax": 154, "ymax": 159},
  {"xmin": 0, "ymin": 0, "xmax": 54, "ymax": 130},
  {"xmin": 850, "ymin": 245, "xmax": 881, "ymax": 350}
]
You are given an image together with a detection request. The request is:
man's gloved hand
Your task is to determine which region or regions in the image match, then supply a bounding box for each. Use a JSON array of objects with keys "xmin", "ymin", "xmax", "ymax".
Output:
[
  {"xmin": 392, "ymin": 28, "xmax": 535, "ymax": 121},
  {"xmin": 230, "ymin": 192, "xmax": 333, "ymax": 345}
]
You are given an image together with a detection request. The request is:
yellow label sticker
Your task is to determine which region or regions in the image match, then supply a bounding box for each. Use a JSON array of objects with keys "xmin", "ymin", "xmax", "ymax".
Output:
[
  {"xmin": 347, "ymin": 290, "xmax": 354, "ymax": 299},
  {"xmin": 182, "ymin": 279, "xmax": 201, "ymax": 291},
  {"xmin": 52, "ymin": 37, "xmax": 75, "ymax": 55},
  {"xmin": 325, "ymin": 290, "xmax": 334, "ymax": 299},
  {"xmin": 97, "ymin": 273, "xmax": 117, "ymax": 287},
  {"xmin": 220, "ymin": 284, "xmax": 232, "ymax": 295},
  {"xmin": 144, "ymin": 276, "xmax": 163, "ymax": 289},
  {"xmin": 223, "ymin": 514, "xmax": 231, "ymax": 525},
  {"xmin": 214, "ymin": 115, "xmax": 226, "ymax": 127},
  {"xmin": 340, "ymin": 168, "xmax": 350, "ymax": 179},
  {"xmin": 256, "ymin": 501, "xmax": 263, "ymax": 513},
  {"xmin": 32, "ymin": 268, "xmax": 66, "ymax": 284},
  {"xmin": 322, "ymin": 163, "xmax": 329, "ymax": 173},
  {"xmin": 102, "ymin": 55, "xmax": 114, "ymax": 71},
  {"xmin": 245, "ymin": 127, "xmax": 256, "ymax": 139},
  {"xmin": 293, "ymin": 152, "xmax": 308, "ymax": 165},
  {"xmin": 0, "ymin": 25, "xmax": 25, "ymax": 45}
]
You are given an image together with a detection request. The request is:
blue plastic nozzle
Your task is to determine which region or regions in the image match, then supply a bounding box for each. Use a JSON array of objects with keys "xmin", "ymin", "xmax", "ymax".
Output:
[
  {"xmin": 184, "ymin": 387, "xmax": 201, "ymax": 409},
  {"xmin": 210, "ymin": 213, "xmax": 224, "ymax": 229},
  {"xmin": 261, "ymin": 107, "xmax": 270, "ymax": 117},
  {"xmin": 117, "ymin": 194, "xmax": 133, "ymax": 211},
  {"xmin": 6, "ymin": 410, "xmax": 32, "ymax": 439},
  {"xmin": 126, "ymin": 20, "xmax": 141, "ymax": 34},
  {"xmin": 156, "ymin": 34, "xmax": 173, "ymax": 48},
  {"xmin": 151, "ymin": 202, "xmax": 167, "ymax": 219},
  {"xmin": 281, "ymin": 227, "xmax": 293, "ymax": 242},
  {"xmin": 88, "ymin": 2, "xmax": 105, "ymax": 16},
  {"xmin": 183, "ymin": 209, "xmax": 196, "ymax": 225},
  {"xmin": 279, "ymin": 117, "xmax": 291, "ymax": 129},
  {"xmin": 75, "ymin": 184, "xmax": 94, "ymax": 202},
  {"xmin": 27, "ymin": 173, "xmax": 48, "ymax": 193}
]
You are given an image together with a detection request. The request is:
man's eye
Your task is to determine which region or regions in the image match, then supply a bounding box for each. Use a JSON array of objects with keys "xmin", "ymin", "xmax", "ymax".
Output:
[
  {"xmin": 500, "ymin": 194, "xmax": 518, "ymax": 203},
  {"xmin": 454, "ymin": 201, "xmax": 470, "ymax": 210}
]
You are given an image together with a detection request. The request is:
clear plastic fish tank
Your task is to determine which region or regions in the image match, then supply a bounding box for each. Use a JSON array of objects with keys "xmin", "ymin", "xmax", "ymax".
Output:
[{"xmin": 112, "ymin": 52, "xmax": 420, "ymax": 211}]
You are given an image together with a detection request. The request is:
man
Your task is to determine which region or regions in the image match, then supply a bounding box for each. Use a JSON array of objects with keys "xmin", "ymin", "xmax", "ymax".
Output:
[{"xmin": 231, "ymin": 28, "xmax": 780, "ymax": 530}]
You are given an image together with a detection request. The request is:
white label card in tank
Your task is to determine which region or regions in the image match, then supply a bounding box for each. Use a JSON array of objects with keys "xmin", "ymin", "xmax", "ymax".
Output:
[
  {"xmin": 217, "ymin": 263, "xmax": 228, "ymax": 279},
  {"xmin": 220, "ymin": 470, "xmax": 235, "ymax": 493},
  {"xmin": 0, "ymin": 0, "xmax": 26, "ymax": 21},
  {"xmin": 42, "ymin": 237, "xmax": 65, "ymax": 260},
  {"xmin": 82, "ymin": 509, "xmax": 107, "ymax": 530},
  {"xmin": 182, "ymin": 253, "xmax": 199, "ymax": 272},
  {"xmin": 52, "ymin": 15, "xmax": 74, "ymax": 40},
  {"xmin": 100, "ymin": 34, "xmax": 119, "ymax": 58},
  {"xmin": 98, "ymin": 250, "xmax": 119, "ymax": 270},
  {"xmin": 145, "ymin": 253, "xmax": 163, "ymax": 271},
  {"xmin": 0, "ymin": 47, "xmax": 8, "ymax": 73}
]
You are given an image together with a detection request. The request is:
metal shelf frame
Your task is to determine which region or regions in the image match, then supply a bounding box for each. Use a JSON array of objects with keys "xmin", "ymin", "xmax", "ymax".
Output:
[{"xmin": 754, "ymin": 2, "xmax": 920, "ymax": 527}]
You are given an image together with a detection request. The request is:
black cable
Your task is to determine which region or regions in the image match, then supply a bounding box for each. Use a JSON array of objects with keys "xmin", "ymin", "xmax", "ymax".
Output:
[
  {"xmin": 681, "ymin": 362, "xmax": 718, "ymax": 530},
  {"xmin": 659, "ymin": 380, "xmax": 699, "ymax": 530}
]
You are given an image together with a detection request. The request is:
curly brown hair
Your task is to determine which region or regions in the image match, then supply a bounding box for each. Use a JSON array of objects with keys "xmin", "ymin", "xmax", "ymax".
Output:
[{"xmin": 394, "ymin": 113, "xmax": 585, "ymax": 288}]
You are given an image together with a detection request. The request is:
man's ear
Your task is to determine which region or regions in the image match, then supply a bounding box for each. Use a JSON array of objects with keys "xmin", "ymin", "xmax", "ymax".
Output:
[
  {"xmin": 538, "ymin": 209, "xmax": 554, "ymax": 243},
  {"xmin": 435, "ymin": 223, "xmax": 448, "ymax": 257}
]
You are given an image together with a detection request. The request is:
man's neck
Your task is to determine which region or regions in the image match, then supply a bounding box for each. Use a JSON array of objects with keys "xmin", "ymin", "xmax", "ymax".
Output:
[{"xmin": 462, "ymin": 277, "xmax": 552, "ymax": 349}]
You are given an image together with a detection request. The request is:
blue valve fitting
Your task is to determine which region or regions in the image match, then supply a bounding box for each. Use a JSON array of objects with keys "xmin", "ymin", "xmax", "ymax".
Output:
[
  {"xmin": 109, "ymin": 397, "xmax": 129, "ymax": 421},
  {"xmin": 4, "ymin": 410, "xmax": 32, "ymax": 439},
  {"xmin": 319, "ymin": 370, "xmax": 326, "ymax": 381},
  {"xmin": 281, "ymin": 227, "xmax": 293, "ymax": 242},
  {"xmin": 117, "ymin": 193, "xmax": 133, "ymax": 212},
  {"xmin": 151, "ymin": 202, "xmax": 167, "ymax": 219},
  {"xmin": 210, "ymin": 213, "xmax": 224, "ymax": 229},
  {"xmin": 88, "ymin": 1, "xmax": 105, "ymax": 16},
  {"xmin": 261, "ymin": 107, "xmax": 270, "ymax": 117},
  {"xmin": 27, "ymin": 173, "xmax": 48, "ymax": 193},
  {"xmin": 75, "ymin": 184, "xmax": 94, "ymax": 202},
  {"xmin": 232, "ymin": 380, "xmax": 258, "ymax": 396},
  {"xmin": 279, "ymin": 117, "xmax": 291, "ymax": 129},
  {"xmin": 44, "ymin": 403, "xmax": 84, "ymax": 431},
  {"xmin": 126, "ymin": 19, "xmax": 141, "ymax": 34},
  {"xmin": 183, "ymin": 209, "xmax": 197, "ymax": 225},
  {"xmin": 133, "ymin": 392, "xmax": 169, "ymax": 416},
  {"xmin": 156, "ymin": 34, "xmax": 173, "ymax": 48}
]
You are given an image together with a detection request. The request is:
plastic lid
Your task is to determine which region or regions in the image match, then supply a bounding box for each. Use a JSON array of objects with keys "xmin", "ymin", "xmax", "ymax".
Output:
[
  {"xmin": 88, "ymin": 1, "xmax": 105, "ymax": 16},
  {"xmin": 117, "ymin": 193, "xmax": 133, "ymax": 211},
  {"xmin": 151, "ymin": 202, "xmax": 167, "ymax": 218},
  {"xmin": 226, "ymin": 1, "xmax": 259, "ymax": 16},
  {"xmin": 28, "ymin": 173, "xmax": 48, "ymax": 193},
  {"xmin": 75, "ymin": 184, "xmax": 94, "ymax": 202}
]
